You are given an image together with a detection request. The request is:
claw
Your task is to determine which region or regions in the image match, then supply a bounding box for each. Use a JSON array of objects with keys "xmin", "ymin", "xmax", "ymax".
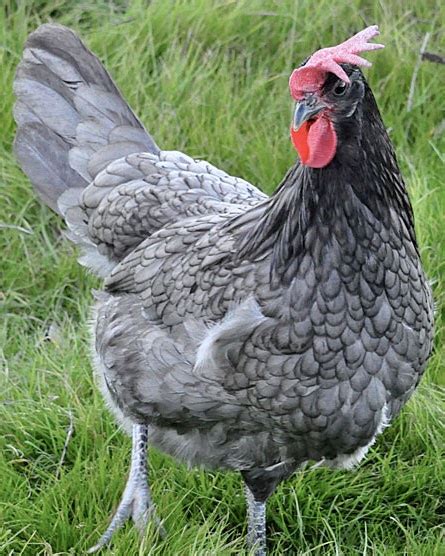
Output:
[{"xmin": 88, "ymin": 424, "xmax": 165, "ymax": 552}]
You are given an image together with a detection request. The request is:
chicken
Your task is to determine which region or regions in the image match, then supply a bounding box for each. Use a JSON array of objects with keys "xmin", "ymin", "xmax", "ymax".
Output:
[{"xmin": 13, "ymin": 24, "xmax": 433, "ymax": 555}]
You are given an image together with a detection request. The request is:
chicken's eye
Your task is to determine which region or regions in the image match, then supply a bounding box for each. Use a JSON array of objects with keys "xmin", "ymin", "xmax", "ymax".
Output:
[{"xmin": 333, "ymin": 81, "xmax": 348, "ymax": 96}]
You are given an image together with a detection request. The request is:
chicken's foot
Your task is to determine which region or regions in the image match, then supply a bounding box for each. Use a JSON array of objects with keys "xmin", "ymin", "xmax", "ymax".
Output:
[
  {"xmin": 245, "ymin": 486, "xmax": 267, "ymax": 556},
  {"xmin": 88, "ymin": 424, "xmax": 163, "ymax": 552}
]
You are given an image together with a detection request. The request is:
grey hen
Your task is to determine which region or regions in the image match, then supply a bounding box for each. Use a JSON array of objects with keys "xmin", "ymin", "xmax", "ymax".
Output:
[{"xmin": 14, "ymin": 24, "xmax": 433, "ymax": 555}]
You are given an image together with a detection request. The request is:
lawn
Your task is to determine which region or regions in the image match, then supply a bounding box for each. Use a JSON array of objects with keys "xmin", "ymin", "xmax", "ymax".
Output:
[{"xmin": 0, "ymin": 0, "xmax": 444, "ymax": 554}]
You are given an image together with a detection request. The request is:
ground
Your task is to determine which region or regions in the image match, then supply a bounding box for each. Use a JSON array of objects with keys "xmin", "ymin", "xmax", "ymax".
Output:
[{"xmin": 0, "ymin": 0, "xmax": 444, "ymax": 554}]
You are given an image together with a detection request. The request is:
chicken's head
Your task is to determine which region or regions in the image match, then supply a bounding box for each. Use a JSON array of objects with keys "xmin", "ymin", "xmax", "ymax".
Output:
[{"xmin": 289, "ymin": 26, "xmax": 384, "ymax": 168}]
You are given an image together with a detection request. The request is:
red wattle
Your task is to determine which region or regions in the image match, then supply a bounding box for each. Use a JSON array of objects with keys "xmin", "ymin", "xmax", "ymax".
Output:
[
  {"xmin": 290, "ymin": 116, "xmax": 337, "ymax": 168},
  {"xmin": 290, "ymin": 122, "xmax": 310, "ymax": 164}
]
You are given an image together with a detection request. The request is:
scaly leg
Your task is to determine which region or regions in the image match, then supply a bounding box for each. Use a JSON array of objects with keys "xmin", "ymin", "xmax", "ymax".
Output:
[
  {"xmin": 245, "ymin": 486, "xmax": 267, "ymax": 556},
  {"xmin": 88, "ymin": 424, "xmax": 163, "ymax": 553}
]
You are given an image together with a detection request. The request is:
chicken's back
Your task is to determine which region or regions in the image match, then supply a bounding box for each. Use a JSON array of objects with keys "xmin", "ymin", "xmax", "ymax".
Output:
[{"xmin": 14, "ymin": 24, "xmax": 266, "ymax": 277}]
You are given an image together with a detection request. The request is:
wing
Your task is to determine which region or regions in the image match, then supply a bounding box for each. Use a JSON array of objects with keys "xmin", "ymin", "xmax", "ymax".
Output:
[
  {"xmin": 104, "ymin": 202, "xmax": 279, "ymax": 326},
  {"xmin": 60, "ymin": 150, "xmax": 266, "ymax": 276}
]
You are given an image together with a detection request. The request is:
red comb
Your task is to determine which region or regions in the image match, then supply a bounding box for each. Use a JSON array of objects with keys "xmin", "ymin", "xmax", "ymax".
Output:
[{"xmin": 289, "ymin": 26, "xmax": 384, "ymax": 100}]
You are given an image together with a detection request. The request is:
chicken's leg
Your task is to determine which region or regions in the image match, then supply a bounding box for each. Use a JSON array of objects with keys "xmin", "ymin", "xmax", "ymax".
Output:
[
  {"xmin": 88, "ymin": 424, "xmax": 163, "ymax": 553},
  {"xmin": 245, "ymin": 486, "xmax": 267, "ymax": 556}
]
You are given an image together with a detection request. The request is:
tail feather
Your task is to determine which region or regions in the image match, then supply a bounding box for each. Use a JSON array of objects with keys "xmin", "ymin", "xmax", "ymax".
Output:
[
  {"xmin": 14, "ymin": 122, "xmax": 81, "ymax": 211},
  {"xmin": 14, "ymin": 23, "xmax": 158, "ymax": 214}
]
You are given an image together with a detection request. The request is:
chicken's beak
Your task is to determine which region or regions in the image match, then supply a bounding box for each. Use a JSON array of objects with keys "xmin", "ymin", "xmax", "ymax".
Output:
[{"xmin": 292, "ymin": 97, "xmax": 325, "ymax": 131}]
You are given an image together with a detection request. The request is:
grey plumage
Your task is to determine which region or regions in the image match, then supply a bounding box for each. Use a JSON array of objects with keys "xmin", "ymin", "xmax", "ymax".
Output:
[
  {"xmin": 14, "ymin": 24, "xmax": 434, "ymax": 554},
  {"xmin": 14, "ymin": 24, "xmax": 158, "ymax": 213}
]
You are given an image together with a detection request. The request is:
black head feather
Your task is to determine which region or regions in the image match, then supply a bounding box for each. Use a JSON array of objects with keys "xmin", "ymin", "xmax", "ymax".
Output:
[{"xmin": 230, "ymin": 69, "xmax": 417, "ymax": 285}]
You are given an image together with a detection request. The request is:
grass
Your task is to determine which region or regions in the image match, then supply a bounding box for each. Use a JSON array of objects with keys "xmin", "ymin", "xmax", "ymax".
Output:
[{"xmin": 1, "ymin": 0, "xmax": 444, "ymax": 554}]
